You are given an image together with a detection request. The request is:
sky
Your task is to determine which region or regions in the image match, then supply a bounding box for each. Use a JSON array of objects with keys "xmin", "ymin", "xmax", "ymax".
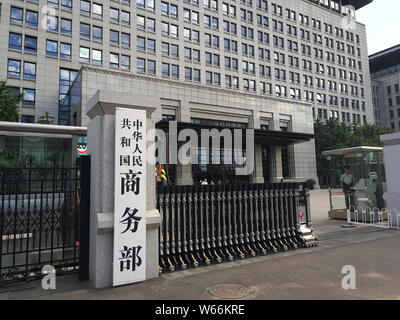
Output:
[{"xmin": 356, "ymin": 0, "xmax": 400, "ymax": 55}]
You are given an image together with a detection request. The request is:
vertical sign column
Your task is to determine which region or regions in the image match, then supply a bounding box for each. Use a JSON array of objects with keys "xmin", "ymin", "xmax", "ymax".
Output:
[{"xmin": 113, "ymin": 108, "xmax": 147, "ymax": 286}]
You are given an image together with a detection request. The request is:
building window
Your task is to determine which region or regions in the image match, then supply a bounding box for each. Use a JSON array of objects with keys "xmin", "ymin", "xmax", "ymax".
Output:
[
  {"xmin": 22, "ymin": 88, "xmax": 36, "ymax": 106},
  {"xmin": 137, "ymin": 58, "xmax": 146, "ymax": 73},
  {"xmin": 92, "ymin": 49, "xmax": 102, "ymax": 65},
  {"xmin": 61, "ymin": 18, "xmax": 72, "ymax": 34},
  {"xmin": 80, "ymin": 0, "xmax": 91, "ymax": 15},
  {"xmin": 24, "ymin": 36, "xmax": 37, "ymax": 53},
  {"xmin": 79, "ymin": 47, "xmax": 90, "ymax": 63},
  {"xmin": 110, "ymin": 30, "xmax": 120, "ymax": 45},
  {"xmin": 80, "ymin": 23, "xmax": 91, "ymax": 38},
  {"xmin": 110, "ymin": 53, "xmax": 120, "ymax": 68},
  {"xmin": 93, "ymin": 3, "xmax": 103, "ymax": 17},
  {"xmin": 110, "ymin": 8, "xmax": 119, "ymax": 22},
  {"xmin": 60, "ymin": 42, "xmax": 72, "ymax": 60},
  {"xmin": 121, "ymin": 55, "xmax": 130, "ymax": 70},
  {"xmin": 9, "ymin": 33, "xmax": 22, "ymax": 50},
  {"xmin": 23, "ymin": 62, "xmax": 36, "ymax": 80},
  {"xmin": 21, "ymin": 115, "xmax": 35, "ymax": 123},
  {"xmin": 47, "ymin": 15, "xmax": 59, "ymax": 31},
  {"xmin": 26, "ymin": 10, "xmax": 39, "ymax": 28},
  {"xmin": 46, "ymin": 40, "xmax": 58, "ymax": 57},
  {"xmin": 93, "ymin": 25, "xmax": 103, "ymax": 41},
  {"xmin": 10, "ymin": 7, "xmax": 23, "ymax": 25},
  {"xmin": 7, "ymin": 59, "xmax": 21, "ymax": 77}
]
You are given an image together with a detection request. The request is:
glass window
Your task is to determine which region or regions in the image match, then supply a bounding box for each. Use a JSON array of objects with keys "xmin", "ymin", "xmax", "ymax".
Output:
[
  {"xmin": 147, "ymin": 60, "xmax": 156, "ymax": 74},
  {"xmin": 171, "ymin": 44, "xmax": 179, "ymax": 57},
  {"xmin": 9, "ymin": 33, "xmax": 22, "ymax": 50},
  {"xmin": 137, "ymin": 58, "xmax": 145, "ymax": 73},
  {"xmin": 47, "ymin": 15, "xmax": 59, "ymax": 31},
  {"xmin": 110, "ymin": 30, "xmax": 120, "ymax": 45},
  {"xmin": 137, "ymin": 36, "xmax": 145, "ymax": 51},
  {"xmin": 24, "ymin": 36, "xmax": 37, "ymax": 53},
  {"xmin": 147, "ymin": 38, "xmax": 155, "ymax": 52},
  {"xmin": 121, "ymin": 11, "xmax": 130, "ymax": 24},
  {"xmin": 61, "ymin": 0, "xmax": 73, "ymax": 10},
  {"xmin": 92, "ymin": 49, "xmax": 102, "ymax": 65},
  {"xmin": 80, "ymin": 23, "xmax": 90, "ymax": 38},
  {"xmin": 7, "ymin": 59, "xmax": 21, "ymax": 77},
  {"xmin": 23, "ymin": 62, "xmax": 36, "ymax": 79},
  {"xmin": 10, "ymin": 7, "xmax": 23, "ymax": 25},
  {"xmin": 137, "ymin": 15, "xmax": 145, "ymax": 30},
  {"xmin": 21, "ymin": 115, "xmax": 35, "ymax": 123},
  {"xmin": 93, "ymin": 26, "xmax": 103, "ymax": 41},
  {"xmin": 79, "ymin": 47, "xmax": 90, "ymax": 63},
  {"xmin": 22, "ymin": 88, "xmax": 36, "ymax": 106},
  {"xmin": 80, "ymin": 0, "xmax": 91, "ymax": 15},
  {"xmin": 171, "ymin": 65, "xmax": 179, "ymax": 78},
  {"xmin": 121, "ymin": 32, "xmax": 130, "ymax": 47},
  {"xmin": 26, "ymin": 10, "xmax": 38, "ymax": 28},
  {"xmin": 61, "ymin": 18, "xmax": 72, "ymax": 34},
  {"xmin": 93, "ymin": 3, "xmax": 103, "ymax": 17},
  {"xmin": 121, "ymin": 55, "xmax": 130, "ymax": 70},
  {"xmin": 60, "ymin": 42, "xmax": 71, "ymax": 59},
  {"xmin": 162, "ymin": 63, "xmax": 170, "ymax": 77},
  {"xmin": 46, "ymin": 40, "xmax": 58, "ymax": 56},
  {"xmin": 110, "ymin": 8, "xmax": 119, "ymax": 22},
  {"xmin": 110, "ymin": 53, "xmax": 119, "ymax": 68}
]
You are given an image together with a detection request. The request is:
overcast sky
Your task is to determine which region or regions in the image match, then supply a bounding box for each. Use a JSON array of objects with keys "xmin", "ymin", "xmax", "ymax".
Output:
[{"xmin": 356, "ymin": 0, "xmax": 400, "ymax": 55}]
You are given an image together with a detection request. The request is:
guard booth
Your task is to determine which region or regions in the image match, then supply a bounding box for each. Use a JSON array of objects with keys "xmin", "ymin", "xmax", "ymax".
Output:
[{"xmin": 322, "ymin": 147, "xmax": 386, "ymax": 219}]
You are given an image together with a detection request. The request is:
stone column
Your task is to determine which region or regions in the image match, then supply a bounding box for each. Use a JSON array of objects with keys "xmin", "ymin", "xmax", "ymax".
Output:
[
  {"xmin": 86, "ymin": 90, "xmax": 161, "ymax": 288},
  {"xmin": 252, "ymin": 144, "xmax": 264, "ymax": 183},
  {"xmin": 381, "ymin": 132, "xmax": 400, "ymax": 225},
  {"xmin": 271, "ymin": 146, "xmax": 283, "ymax": 183},
  {"xmin": 176, "ymin": 163, "xmax": 193, "ymax": 185}
]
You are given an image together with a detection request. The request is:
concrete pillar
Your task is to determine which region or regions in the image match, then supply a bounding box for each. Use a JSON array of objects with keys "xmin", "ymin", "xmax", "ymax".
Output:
[
  {"xmin": 86, "ymin": 90, "xmax": 161, "ymax": 288},
  {"xmin": 271, "ymin": 146, "xmax": 283, "ymax": 183},
  {"xmin": 176, "ymin": 163, "xmax": 193, "ymax": 185},
  {"xmin": 252, "ymin": 144, "xmax": 264, "ymax": 183},
  {"xmin": 381, "ymin": 132, "xmax": 400, "ymax": 225}
]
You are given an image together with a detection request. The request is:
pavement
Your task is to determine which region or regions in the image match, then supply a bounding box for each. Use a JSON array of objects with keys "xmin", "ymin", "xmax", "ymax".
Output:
[{"xmin": 1, "ymin": 189, "xmax": 400, "ymax": 300}]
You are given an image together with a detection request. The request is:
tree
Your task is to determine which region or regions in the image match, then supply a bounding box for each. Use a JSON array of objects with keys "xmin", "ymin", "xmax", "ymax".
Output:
[
  {"xmin": 314, "ymin": 118, "xmax": 394, "ymax": 177},
  {"xmin": 0, "ymin": 81, "xmax": 23, "ymax": 122},
  {"xmin": 37, "ymin": 112, "xmax": 55, "ymax": 124}
]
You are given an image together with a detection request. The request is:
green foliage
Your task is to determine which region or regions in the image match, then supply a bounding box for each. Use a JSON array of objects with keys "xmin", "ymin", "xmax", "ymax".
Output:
[
  {"xmin": 314, "ymin": 118, "xmax": 394, "ymax": 176},
  {"xmin": 37, "ymin": 112, "xmax": 55, "ymax": 124},
  {"xmin": 0, "ymin": 81, "xmax": 23, "ymax": 122}
]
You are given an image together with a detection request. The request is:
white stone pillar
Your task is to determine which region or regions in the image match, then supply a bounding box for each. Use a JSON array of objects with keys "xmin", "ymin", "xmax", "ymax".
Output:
[
  {"xmin": 252, "ymin": 144, "xmax": 264, "ymax": 183},
  {"xmin": 381, "ymin": 132, "xmax": 400, "ymax": 225},
  {"xmin": 86, "ymin": 90, "xmax": 161, "ymax": 288}
]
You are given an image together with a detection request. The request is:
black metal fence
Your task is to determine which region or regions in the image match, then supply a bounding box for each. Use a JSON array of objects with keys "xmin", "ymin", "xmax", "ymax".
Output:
[
  {"xmin": 157, "ymin": 183, "xmax": 318, "ymax": 272},
  {"xmin": 0, "ymin": 163, "xmax": 82, "ymax": 285}
]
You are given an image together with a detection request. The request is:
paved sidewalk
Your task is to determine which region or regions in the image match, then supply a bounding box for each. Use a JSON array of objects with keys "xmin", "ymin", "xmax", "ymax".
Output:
[{"xmin": 1, "ymin": 219, "xmax": 399, "ymax": 300}]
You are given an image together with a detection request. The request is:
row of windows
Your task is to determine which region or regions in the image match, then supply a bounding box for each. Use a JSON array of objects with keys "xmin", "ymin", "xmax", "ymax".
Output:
[
  {"xmin": 7, "ymin": 86, "xmax": 36, "ymax": 107},
  {"xmin": 314, "ymin": 108, "xmax": 367, "ymax": 124},
  {"xmin": 8, "ymin": 4, "xmax": 365, "ymax": 79}
]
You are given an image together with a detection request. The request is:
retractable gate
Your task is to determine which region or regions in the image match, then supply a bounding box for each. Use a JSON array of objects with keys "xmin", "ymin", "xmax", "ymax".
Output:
[
  {"xmin": 0, "ymin": 158, "xmax": 90, "ymax": 285},
  {"xmin": 157, "ymin": 183, "xmax": 318, "ymax": 272}
]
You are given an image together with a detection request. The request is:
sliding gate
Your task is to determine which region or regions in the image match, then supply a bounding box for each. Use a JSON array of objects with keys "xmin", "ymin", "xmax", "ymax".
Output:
[
  {"xmin": 0, "ymin": 157, "xmax": 90, "ymax": 285},
  {"xmin": 157, "ymin": 183, "xmax": 318, "ymax": 272}
]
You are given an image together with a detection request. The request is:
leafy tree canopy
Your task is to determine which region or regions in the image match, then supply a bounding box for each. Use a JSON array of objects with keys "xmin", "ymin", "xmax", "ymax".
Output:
[
  {"xmin": 0, "ymin": 81, "xmax": 23, "ymax": 122},
  {"xmin": 314, "ymin": 118, "xmax": 394, "ymax": 176}
]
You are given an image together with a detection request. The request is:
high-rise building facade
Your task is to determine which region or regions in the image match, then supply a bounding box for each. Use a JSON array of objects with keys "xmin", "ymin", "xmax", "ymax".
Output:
[
  {"xmin": 0, "ymin": 0, "xmax": 374, "ymax": 184},
  {"xmin": 370, "ymin": 44, "xmax": 400, "ymax": 130}
]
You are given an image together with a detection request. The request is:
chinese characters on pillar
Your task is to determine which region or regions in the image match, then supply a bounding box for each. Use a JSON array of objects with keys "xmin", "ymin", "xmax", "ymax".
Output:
[{"xmin": 113, "ymin": 108, "xmax": 147, "ymax": 286}]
